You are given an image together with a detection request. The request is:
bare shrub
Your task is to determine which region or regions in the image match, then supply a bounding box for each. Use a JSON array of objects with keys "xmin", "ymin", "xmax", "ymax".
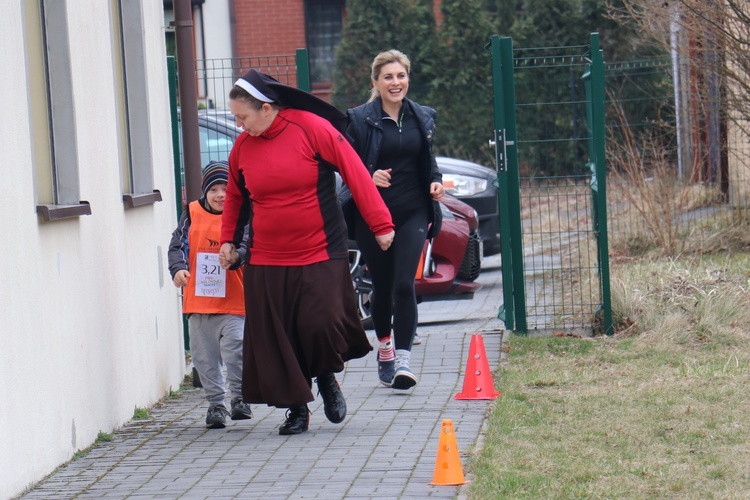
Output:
[
  {"xmin": 606, "ymin": 0, "xmax": 750, "ymax": 256},
  {"xmin": 607, "ymin": 99, "xmax": 690, "ymax": 255}
]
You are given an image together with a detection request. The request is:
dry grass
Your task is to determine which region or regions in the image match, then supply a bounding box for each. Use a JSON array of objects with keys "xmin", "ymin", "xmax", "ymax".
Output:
[
  {"xmin": 607, "ymin": 175, "xmax": 750, "ymax": 257},
  {"xmin": 466, "ymin": 253, "xmax": 750, "ymax": 498}
]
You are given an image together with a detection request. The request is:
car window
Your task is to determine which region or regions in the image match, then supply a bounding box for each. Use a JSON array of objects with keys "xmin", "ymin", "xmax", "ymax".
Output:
[
  {"xmin": 199, "ymin": 126, "xmax": 235, "ymax": 166},
  {"xmin": 176, "ymin": 121, "xmax": 237, "ymax": 191}
]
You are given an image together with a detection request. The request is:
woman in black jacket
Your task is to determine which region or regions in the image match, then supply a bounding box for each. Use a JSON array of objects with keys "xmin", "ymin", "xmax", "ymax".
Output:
[{"xmin": 346, "ymin": 49, "xmax": 445, "ymax": 390}]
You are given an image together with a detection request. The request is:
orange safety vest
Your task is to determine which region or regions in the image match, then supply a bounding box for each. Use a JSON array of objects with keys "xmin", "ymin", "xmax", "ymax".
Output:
[{"xmin": 182, "ymin": 201, "xmax": 245, "ymax": 315}]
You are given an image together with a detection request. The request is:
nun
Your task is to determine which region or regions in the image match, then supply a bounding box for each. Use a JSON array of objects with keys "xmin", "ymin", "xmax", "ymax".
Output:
[{"xmin": 218, "ymin": 69, "xmax": 395, "ymax": 435}]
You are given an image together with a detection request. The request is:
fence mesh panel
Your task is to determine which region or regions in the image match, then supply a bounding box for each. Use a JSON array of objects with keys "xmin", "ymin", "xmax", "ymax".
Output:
[
  {"xmin": 512, "ymin": 45, "xmax": 602, "ymax": 333},
  {"xmin": 195, "ymin": 55, "xmax": 299, "ymax": 111},
  {"xmin": 510, "ymin": 43, "xmax": 749, "ymax": 333}
]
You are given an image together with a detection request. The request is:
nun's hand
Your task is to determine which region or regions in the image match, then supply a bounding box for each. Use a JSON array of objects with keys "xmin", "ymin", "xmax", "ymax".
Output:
[
  {"xmin": 219, "ymin": 243, "xmax": 238, "ymax": 269},
  {"xmin": 375, "ymin": 230, "xmax": 395, "ymax": 251}
]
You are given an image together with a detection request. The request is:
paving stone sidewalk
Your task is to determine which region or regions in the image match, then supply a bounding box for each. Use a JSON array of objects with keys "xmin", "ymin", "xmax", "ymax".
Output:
[{"xmin": 22, "ymin": 256, "xmax": 505, "ymax": 499}]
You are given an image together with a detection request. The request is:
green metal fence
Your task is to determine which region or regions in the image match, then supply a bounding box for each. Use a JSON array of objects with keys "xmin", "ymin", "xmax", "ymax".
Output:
[
  {"xmin": 490, "ymin": 32, "xmax": 749, "ymax": 336},
  {"xmin": 193, "ymin": 51, "xmax": 310, "ymax": 111},
  {"xmin": 490, "ymin": 34, "xmax": 612, "ymax": 336}
]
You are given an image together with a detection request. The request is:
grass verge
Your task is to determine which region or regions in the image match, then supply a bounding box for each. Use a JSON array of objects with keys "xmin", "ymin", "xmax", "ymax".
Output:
[{"xmin": 466, "ymin": 253, "xmax": 750, "ymax": 498}]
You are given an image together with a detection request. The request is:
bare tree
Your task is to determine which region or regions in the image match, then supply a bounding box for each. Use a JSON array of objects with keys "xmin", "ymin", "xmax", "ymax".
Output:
[{"xmin": 611, "ymin": 0, "xmax": 750, "ymax": 203}]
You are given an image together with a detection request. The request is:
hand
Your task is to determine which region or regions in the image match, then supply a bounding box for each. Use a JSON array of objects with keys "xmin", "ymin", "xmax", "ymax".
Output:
[
  {"xmin": 219, "ymin": 242, "xmax": 238, "ymax": 269},
  {"xmin": 173, "ymin": 270, "xmax": 190, "ymax": 288},
  {"xmin": 430, "ymin": 182, "xmax": 445, "ymax": 201},
  {"xmin": 375, "ymin": 230, "xmax": 395, "ymax": 251},
  {"xmin": 373, "ymin": 169, "xmax": 392, "ymax": 188}
]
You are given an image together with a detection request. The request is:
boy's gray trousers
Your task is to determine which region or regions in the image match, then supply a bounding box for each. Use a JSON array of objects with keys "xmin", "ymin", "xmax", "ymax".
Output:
[{"xmin": 188, "ymin": 314, "xmax": 244, "ymax": 406}]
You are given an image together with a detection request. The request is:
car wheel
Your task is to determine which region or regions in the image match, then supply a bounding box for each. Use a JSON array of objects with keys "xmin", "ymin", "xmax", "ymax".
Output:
[
  {"xmin": 349, "ymin": 246, "xmax": 374, "ymax": 329},
  {"xmin": 457, "ymin": 230, "xmax": 482, "ymax": 282}
]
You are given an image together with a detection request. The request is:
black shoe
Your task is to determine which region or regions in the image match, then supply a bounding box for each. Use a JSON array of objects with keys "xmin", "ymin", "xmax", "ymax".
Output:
[
  {"xmin": 279, "ymin": 405, "xmax": 310, "ymax": 435},
  {"xmin": 230, "ymin": 397, "xmax": 253, "ymax": 420},
  {"xmin": 316, "ymin": 372, "xmax": 347, "ymax": 424},
  {"xmin": 206, "ymin": 404, "xmax": 229, "ymax": 429}
]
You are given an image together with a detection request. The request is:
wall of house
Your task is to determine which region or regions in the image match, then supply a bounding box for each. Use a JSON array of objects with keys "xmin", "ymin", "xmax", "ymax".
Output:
[
  {"xmin": 727, "ymin": 116, "xmax": 750, "ymax": 206},
  {"xmin": 203, "ymin": 0, "xmax": 233, "ymax": 59},
  {"xmin": 1, "ymin": 1, "xmax": 185, "ymax": 497},
  {"xmin": 165, "ymin": 0, "xmax": 235, "ymax": 109},
  {"xmin": 726, "ymin": 48, "xmax": 750, "ymax": 206},
  {"xmin": 234, "ymin": 0, "xmax": 306, "ymax": 57},
  {"xmin": 164, "ymin": 0, "xmax": 233, "ymax": 61}
]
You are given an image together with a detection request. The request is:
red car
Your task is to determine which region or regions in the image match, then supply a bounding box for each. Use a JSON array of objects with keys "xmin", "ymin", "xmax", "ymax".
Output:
[{"xmin": 349, "ymin": 193, "xmax": 482, "ymax": 328}]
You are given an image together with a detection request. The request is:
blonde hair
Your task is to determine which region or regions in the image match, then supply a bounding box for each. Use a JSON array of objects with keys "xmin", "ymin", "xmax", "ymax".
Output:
[{"xmin": 368, "ymin": 50, "xmax": 411, "ymax": 102}]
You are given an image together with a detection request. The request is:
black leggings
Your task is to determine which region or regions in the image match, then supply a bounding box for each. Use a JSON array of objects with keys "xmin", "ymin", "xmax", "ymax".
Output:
[{"xmin": 355, "ymin": 207, "xmax": 429, "ymax": 351}]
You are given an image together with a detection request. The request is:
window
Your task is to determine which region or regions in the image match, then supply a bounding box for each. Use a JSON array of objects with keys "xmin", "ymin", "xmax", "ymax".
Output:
[
  {"xmin": 28, "ymin": 0, "xmax": 162, "ymax": 219},
  {"xmin": 304, "ymin": 0, "xmax": 344, "ymax": 85},
  {"xmin": 33, "ymin": 0, "xmax": 91, "ymax": 220},
  {"xmin": 117, "ymin": 0, "xmax": 162, "ymax": 208}
]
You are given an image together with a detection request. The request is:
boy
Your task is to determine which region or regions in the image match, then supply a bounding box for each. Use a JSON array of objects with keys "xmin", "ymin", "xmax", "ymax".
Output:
[{"xmin": 168, "ymin": 161, "xmax": 252, "ymax": 429}]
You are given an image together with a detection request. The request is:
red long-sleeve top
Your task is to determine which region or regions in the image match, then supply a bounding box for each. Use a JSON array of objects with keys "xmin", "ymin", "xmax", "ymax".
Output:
[{"xmin": 221, "ymin": 108, "xmax": 393, "ymax": 266}]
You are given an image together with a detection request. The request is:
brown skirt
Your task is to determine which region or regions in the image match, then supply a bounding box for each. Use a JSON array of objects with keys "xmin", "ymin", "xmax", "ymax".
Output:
[{"xmin": 241, "ymin": 258, "xmax": 373, "ymax": 408}]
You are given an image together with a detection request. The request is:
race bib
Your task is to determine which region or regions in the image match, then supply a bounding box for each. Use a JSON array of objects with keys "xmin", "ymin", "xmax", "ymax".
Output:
[{"xmin": 195, "ymin": 252, "xmax": 226, "ymax": 297}]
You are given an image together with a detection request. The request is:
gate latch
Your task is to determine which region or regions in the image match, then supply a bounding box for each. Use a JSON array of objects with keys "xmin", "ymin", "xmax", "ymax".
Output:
[{"xmin": 490, "ymin": 129, "xmax": 514, "ymax": 172}]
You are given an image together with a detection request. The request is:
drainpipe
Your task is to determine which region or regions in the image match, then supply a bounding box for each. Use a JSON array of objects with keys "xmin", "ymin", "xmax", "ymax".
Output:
[
  {"xmin": 174, "ymin": 0, "xmax": 202, "ymax": 202},
  {"xmin": 228, "ymin": 0, "xmax": 237, "ymax": 59}
]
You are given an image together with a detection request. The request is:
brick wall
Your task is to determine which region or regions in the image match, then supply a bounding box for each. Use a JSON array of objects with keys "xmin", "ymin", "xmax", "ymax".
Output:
[{"xmin": 234, "ymin": 0, "xmax": 306, "ymax": 57}]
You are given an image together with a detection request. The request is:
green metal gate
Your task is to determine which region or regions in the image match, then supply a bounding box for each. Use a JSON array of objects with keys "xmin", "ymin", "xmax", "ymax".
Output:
[{"xmin": 489, "ymin": 33, "xmax": 613, "ymax": 336}]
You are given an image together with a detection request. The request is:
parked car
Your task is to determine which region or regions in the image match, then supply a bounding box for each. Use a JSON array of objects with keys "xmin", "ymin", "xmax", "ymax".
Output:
[
  {"xmin": 437, "ymin": 156, "xmax": 501, "ymax": 256},
  {"xmin": 176, "ymin": 110, "xmax": 237, "ymax": 192},
  {"xmin": 176, "ymin": 110, "xmax": 483, "ymax": 327},
  {"xmin": 348, "ymin": 193, "xmax": 482, "ymax": 328}
]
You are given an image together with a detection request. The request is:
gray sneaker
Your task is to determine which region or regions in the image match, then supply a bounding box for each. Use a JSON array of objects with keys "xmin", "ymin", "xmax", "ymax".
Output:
[
  {"xmin": 392, "ymin": 366, "xmax": 418, "ymax": 390},
  {"xmin": 206, "ymin": 404, "xmax": 229, "ymax": 429},
  {"xmin": 230, "ymin": 397, "xmax": 253, "ymax": 420}
]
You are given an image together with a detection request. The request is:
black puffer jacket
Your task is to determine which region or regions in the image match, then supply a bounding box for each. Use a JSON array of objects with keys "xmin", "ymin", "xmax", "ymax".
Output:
[{"xmin": 346, "ymin": 97, "xmax": 442, "ymax": 238}]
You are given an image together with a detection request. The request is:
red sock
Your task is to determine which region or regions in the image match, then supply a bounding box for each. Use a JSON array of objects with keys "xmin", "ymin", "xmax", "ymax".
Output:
[{"xmin": 378, "ymin": 336, "xmax": 395, "ymax": 362}]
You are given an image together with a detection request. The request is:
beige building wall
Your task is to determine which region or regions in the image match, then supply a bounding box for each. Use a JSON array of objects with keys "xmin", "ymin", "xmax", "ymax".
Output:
[
  {"xmin": 1, "ymin": 1, "xmax": 185, "ymax": 497},
  {"xmin": 727, "ymin": 115, "xmax": 750, "ymax": 207}
]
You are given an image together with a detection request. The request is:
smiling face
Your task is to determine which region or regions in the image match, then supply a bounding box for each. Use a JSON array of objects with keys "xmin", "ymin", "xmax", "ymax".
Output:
[
  {"xmin": 230, "ymin": 98, "xmax": 277, "ymax": 136},
  {"xmin": 373, "ymin": 61, "xmax": 409, "ymax": 107},
  {"xmin": 205, "ymin": 183, "xmax": 227, "ymax": 212}
]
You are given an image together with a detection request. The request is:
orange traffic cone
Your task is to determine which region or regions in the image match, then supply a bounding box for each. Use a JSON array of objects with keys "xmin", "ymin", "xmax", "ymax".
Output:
[
  {"xmin": 429, "ymin": 419, "xmax": 469, "ymax": 486},
  {"xmin": 455, "ymin": 333, "xmax": 500, "ymax": 400}
]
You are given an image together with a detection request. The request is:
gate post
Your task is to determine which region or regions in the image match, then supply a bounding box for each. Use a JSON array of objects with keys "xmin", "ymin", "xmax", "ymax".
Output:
[
  {"xmin": 589, "ymin": 33, "xmax": 614, "ymax": 335},
  {"xmin": 295, "ymin": 49, "xmax": 311, "ymax": 92},
  {"xmin": 489, "ymin": 35, "xmax": 527, "ymax": 333}
]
